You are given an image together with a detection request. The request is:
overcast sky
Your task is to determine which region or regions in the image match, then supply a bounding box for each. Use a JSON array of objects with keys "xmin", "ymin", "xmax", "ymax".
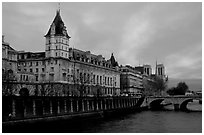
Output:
[{"xmin": 2, "ymin": 2, "xmax": 202, "ymax": 80}]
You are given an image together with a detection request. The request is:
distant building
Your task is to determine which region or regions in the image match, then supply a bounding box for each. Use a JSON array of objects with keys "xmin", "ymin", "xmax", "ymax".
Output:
[
  {"xmin": 135, "ymin": 63, "xmax": 167, "ymax": 96},
  {"xmin": 135, "ymin": 64, "xmax": 152, "ymax": 76},
  {"xmin": 120, "ymin": 65, "xmax": 143, "ymax": 95},
  {"xmin": 156, "ymin": 63, "xmax": 165, "ymax": 78}
]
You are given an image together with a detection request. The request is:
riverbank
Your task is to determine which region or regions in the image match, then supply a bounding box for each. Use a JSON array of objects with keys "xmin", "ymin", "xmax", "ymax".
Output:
[{"xmin": 3, "ymin": 105, "xmax": 146, "ymax": 133}]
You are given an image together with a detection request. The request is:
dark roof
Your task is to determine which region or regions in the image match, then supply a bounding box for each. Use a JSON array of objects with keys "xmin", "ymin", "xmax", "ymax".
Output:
[
  {"xmin": 45, "ymin": 10, "xmax": 71, "ymax": 38},
  {"xmin": 18, "ymin": 52, "xmax": 45, "ymax": 59}
]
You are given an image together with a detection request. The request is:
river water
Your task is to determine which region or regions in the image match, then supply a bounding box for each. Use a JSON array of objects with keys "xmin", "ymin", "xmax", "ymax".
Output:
[
  {"xmin": 49, "ymin": 100, "xmax": 202, "ymax": 133},
  {"xmin": 8, "ymin": 100, "xmax": 202, "ymax": 133}
]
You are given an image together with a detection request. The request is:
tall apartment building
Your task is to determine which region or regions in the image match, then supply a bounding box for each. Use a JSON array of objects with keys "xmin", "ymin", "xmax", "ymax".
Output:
[{"xmin": 17, "ymin": 10, "xmax": 120, "ymax": 96}]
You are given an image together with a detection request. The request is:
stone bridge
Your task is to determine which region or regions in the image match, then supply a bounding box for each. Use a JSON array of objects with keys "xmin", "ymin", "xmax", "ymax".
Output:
[{"xmin": 142, "ymin": 95, "xmax": 202, "ymax": 111}]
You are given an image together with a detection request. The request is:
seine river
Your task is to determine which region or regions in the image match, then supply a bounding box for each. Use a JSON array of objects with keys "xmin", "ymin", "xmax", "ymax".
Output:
[
  {"xmin": 42, "ymin": 100, "xmax": 201, "ymax": 133},
  {"xmin": 9, "ymin": 100, "xmax": 201, "ymax": 133}
]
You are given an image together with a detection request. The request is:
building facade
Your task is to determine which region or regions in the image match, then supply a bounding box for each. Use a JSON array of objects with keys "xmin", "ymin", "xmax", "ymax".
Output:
[
  {"xmin": 2, "ymin": 35, "xmax": 18, "ymax": 80},
  {"xmin": 156, "ymin": 64, "xmax": 165, "ymax": 78},
  {"xmin": 120, "ymin": 65, "xmax": 143, "ymax": 95},
  {"xmin": 16, "ymin": 10, "xmax": 120, "ymax": 96}
]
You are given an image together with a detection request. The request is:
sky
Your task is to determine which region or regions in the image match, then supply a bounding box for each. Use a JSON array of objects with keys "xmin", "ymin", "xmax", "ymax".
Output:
[{"xmin": 2, "ymin": 2, "xmax": 202, "ymax": 88}]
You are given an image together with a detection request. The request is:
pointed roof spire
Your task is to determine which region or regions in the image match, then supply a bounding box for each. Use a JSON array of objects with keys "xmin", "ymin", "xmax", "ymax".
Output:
[
  {"xmin": 58, "ymin": 2, "xmax": 60, "ymax": 12},
  {"xmin": 45, "ymin": 7, "xmax": 71, "ymax": 38}
]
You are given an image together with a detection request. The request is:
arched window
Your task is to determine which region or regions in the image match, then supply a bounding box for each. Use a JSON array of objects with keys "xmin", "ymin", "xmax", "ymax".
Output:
[{"xmin": 19, "ymin": 88, "xmax": 29, "ymax": 96}]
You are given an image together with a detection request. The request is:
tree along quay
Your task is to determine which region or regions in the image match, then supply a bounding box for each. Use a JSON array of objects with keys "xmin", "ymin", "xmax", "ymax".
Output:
[{"xmin": 2, "ymin": 96, "xmax": 144, "ymax": 125}]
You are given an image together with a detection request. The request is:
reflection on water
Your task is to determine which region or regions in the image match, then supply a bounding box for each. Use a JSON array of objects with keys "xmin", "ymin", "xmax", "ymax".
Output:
[{"xmin": 53, "ymin": 101, "xmax": 201, "ymax": 133}]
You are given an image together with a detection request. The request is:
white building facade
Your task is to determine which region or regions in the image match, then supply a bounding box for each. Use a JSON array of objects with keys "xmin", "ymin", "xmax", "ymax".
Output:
[{"xmin": 17, "ymin": 10, "xmax": 121, "ymax": 96}]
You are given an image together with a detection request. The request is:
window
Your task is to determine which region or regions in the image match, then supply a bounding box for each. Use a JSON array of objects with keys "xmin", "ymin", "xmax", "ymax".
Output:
[
  {"xmin": 55, "ymin": 60, "xmax": 57, "ymax": 64},
  {"xmin": 36, "ymin": 75, "xmax": 38, "ymax": 81},
  {"xmin": 56, "ymin": 45, "xmax": 58, "ymax": 49},
  {"xmin": 87, "ymin": 74, "xmax": 90, "ymax": 83},
  {"xmin": 80, "ymin": 73, "xmax": 82, "ymax": 82},
  {"xmin": 24, "ymin": 69, "xmax": 27, "ymax": 72},
  {"xmin": 30, "ymin": 62, "xmax": 32, "ymax": 66},
  {"xmin": 51, "ymin": 67, "xmax": 54, "ymax": 72},
  {"xmin": 42, "ymin": 75, "xmax": 45, "ymax": 81},
  {"xmin": 63, "ymin": 73, "xmax": 66, "ymax": 81},
  {"xmin": 30, "ymin": 68, "xmax": 33, "ymax": 73},
  {"xmin": 100, "ymin": 76, "xmax": 102, "ymax": 85},
  {"xmin": 42, "ymin": 61, "xmax": 45, "ymax": 65},
  {"xmin": 48, "ymin": 46, "xmax": 50, "ymax": 51},
  {"xmin": 49, "ymin": 74, "xmax": 54, "ymax": 81},
  {"xmin": 105, "ymin": 77, "xmax": 107, "ymax": 85},
  {"xmin": 36, "ymin": 62, "xmax": 38, "ymax": 66},
  {"xmin": 84, "ymin": 73, "xmax": 86, "ymax": 82},
  {"xmin": 93, "ymin": 75, "xmax": 95, "ymax": 84},
  {"xmin": 97, "ymin": 75, "xmax": 99, "ymax": 84},
  {"xmin": 56, "ymin": 52, "xmax": 57, "ymax": 56},
  {"xmin": 62, "ymin": 52, "xmax": 63, "ymax": 56},
  {"xmin": 42, "ymin": 68, "xmax": 45, "ymax": 72},
  {"xmin": 36, "ymin": 68, "xmax": 38, "ymax": 73}
]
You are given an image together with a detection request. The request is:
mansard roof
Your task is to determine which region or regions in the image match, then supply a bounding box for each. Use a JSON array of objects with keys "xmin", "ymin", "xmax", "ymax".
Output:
[
  {"xmin": 45, "ymin": 10, "xmax": 71, "ymax": 38},
  {"xmin": 18, "ymin": 52, "xmax": 45, "ymax": 60}
]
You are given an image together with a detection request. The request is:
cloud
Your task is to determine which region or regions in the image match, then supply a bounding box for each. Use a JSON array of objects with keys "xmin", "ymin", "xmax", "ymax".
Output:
[
  {"xmin": 2, "ymin": 2, "xmax": 201, "ymax": 80},
  {"xmin": 82, "ymin": 9, "xmax": 103, "ymax": 30},
  {"xmin": 119, "ymin": 6, "xmax": 157, "ymax": 66},
  {"xmin": 165, "ymin": 44, "xmax": 202, "ymax": 79}
]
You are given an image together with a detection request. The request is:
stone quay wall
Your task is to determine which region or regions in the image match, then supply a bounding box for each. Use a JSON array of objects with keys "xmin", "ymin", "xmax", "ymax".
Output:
[{"xmin": 3, "ymin": 96, "xmax": 143, "ymax": 122}]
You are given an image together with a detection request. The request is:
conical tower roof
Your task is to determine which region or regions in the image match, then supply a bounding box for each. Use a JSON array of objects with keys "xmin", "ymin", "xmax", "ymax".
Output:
[{"xmin": 45, "ymin": 10, "xmax": 71, "ymax": 38}]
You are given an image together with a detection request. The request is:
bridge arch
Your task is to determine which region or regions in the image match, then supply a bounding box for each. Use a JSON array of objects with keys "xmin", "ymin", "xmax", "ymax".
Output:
[
  {"xmin": 19, "ymin": 87, "xmax": 29, "ymax": 96},
  {"xmin": 180, "ymin": 98, "xmax": 193, "ymax": 111},
  {"xmin": 149, "ymin": 99, "xmax": 164, "ymax": 110}
]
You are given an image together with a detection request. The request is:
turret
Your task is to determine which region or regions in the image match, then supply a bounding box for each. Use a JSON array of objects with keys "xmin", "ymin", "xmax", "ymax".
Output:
[{"xmin": 45, "ymin": 10, "xmax": 71, "ymax": 58}]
